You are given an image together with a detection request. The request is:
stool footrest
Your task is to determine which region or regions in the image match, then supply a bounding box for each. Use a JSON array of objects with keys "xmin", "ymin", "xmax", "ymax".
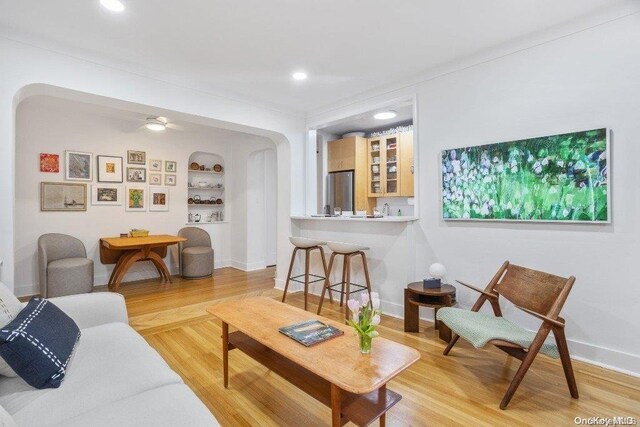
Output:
[
  {"xmin": 288, "ymin": 273, "xmax": 326, "ymax": 285},
  {"xmin": 327, "ymin": 282, "xmax": 368, "ymax": 294}
]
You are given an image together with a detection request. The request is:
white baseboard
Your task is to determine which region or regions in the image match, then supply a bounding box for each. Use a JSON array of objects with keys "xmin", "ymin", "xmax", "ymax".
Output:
[{"xmin": 230, "ymin": 260, "xmax": 267, "ymax": 272}]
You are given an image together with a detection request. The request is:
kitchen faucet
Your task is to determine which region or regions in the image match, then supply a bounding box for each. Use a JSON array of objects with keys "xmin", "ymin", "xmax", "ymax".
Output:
[{"xmin": 383, "ymin": 203, "xmax": 390, "ymax": 216}]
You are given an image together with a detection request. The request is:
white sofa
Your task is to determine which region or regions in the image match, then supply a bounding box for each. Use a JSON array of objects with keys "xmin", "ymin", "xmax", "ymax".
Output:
[{"xmin": 0, "ymin": 293, "xmax": 219, "ymax": 427}]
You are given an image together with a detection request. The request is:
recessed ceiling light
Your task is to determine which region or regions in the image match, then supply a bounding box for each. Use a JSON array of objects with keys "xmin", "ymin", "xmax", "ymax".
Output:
[
  {"xmin": 145, "ymin": 117, "xmax": 166, "ymax": 131},
  {"xmin": 292, "ymin": 71, "xmax": 308, "ymax": 81},
  {"xmin": 374, "ymin": 111, "xmax": 397, "ymax": 120},
  {"xmin": 100, "ymin": 0, "xmax": 125, "ymax": 12}
]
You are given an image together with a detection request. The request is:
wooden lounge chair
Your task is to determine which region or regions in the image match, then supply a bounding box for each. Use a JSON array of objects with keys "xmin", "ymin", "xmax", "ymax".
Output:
[{"xmin": 436, "ymin": 261, "xmax": 578, "ymax": 409}]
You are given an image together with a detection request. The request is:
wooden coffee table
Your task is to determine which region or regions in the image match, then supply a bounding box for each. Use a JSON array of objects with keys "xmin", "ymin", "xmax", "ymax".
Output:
[
  {"xmin": 100, "ymin": 234, "xmax": 186, "ymax": 291},
  {"xmin": 208, "ymin": 297, "xmax": 420, "ymax": 427}
]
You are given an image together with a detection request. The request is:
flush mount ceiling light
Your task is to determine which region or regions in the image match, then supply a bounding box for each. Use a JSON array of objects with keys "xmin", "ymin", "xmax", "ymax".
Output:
[
  {"xmin": 292, "ymin": 71, "xmax": 308, "ymax": 81},
  {"xmin": 145, "ymin": 117, "xmax": 166, "ymax": 131},
  {"xmin": 373, "ymin": 110, "xmax": 398, "ymax": 120},
  {"xmin": 100, "ymin": 0, "xmax": 125, "ymax": 12}
]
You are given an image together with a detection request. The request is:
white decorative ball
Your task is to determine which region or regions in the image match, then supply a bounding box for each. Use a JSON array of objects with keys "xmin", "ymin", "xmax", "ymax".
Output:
[{"xmin": 428, "ymin": 263, "xmax": 447, "ymax": 279}]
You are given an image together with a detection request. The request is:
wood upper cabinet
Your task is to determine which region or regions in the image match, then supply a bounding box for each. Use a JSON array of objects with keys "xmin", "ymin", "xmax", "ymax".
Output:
[
  {"xmin": 328, "ymin": 138, "xmax": 356, "ymax": 172},
  {"xmin": 400, "ymin": 131, "xmax": 414, "ymax": 197}
]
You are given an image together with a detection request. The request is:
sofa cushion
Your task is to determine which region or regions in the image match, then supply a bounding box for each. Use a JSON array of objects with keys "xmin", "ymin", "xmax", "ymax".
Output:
[
  {"xmin": 0, "ymin": 298, "xmax": 80, "ymax": 389},
  {"xmin": 56, "ymin": 384, "xmax": 219, "ymax": 427},
  {"xmin": 0, "ymin": 405, "xmax": 16, "ymax": 427},
  {"xmin": 0, "ymin": 322, "xmax": 182, "ymax": 426},
  {"xmin": 0, "ymin": 282, "xmax": 24, "ymax": 378}
]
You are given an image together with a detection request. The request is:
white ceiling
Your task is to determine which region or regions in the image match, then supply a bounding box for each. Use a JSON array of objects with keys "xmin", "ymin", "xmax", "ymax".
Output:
[
  {"xmin": 319, "ymin": 104, "xmax": 413, "ymax": 136},
  {"xmin": 1, "ymin": 1, "xmax": 635, "ymax": 113}
]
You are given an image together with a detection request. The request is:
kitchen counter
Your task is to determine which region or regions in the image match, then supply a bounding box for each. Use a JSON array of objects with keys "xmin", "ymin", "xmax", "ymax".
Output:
[{"xmin": 291, "ymin": 215, "xmax": 418, "ymax": 223}]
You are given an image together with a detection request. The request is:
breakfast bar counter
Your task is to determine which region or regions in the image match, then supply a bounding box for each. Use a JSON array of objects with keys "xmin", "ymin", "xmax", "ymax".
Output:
[{"xmin": 291, "ymin": 215, "xmax": 418, "ymax": 223}]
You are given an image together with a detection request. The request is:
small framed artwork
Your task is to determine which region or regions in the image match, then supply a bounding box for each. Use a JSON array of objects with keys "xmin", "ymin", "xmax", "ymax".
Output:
[
  {"xmin": 91, "ymin": 184, "xmax": 122, "ymax": 206},
  {"xmin": 149, "ymin": 159, "xmax": 162, "ymax": 171},
  {"xmin": 65, "ymin": 151, "xmax": 92, "ymax": 181},
  {"xmin": 149, "ymin": 187, "xmax": 169, "ymax": 212},
  {"xmin": 97, "ymin": 155, "xmax": 123, "ymax": 183},
  {"xmin": 165, "ymin": 160, "xmax": 177, "ymax": 173},
  {"xmin": 40, "ymin": 153, "xmax": 59, "ymax": 173},
  {"xmin": 149, "ymin": 173, "xmax": 162, "ymax": 185},
  {"xmin": 127, "ymin": 150, "xmax": 146, "ymax": 165},
  {"xmin": 41, "ymin": 182, "xmax": 87, "ymax": 211},
  {"xmin": 164, "ymin": 174, "xmax": 176, "ymax": 186},
  {"xmin": 126, "ymin": 186, "xmax": 146, "ymax": 211},
  {"xmin": 126, "ymin": 167, "xmax": 146, "ymax": 183}
]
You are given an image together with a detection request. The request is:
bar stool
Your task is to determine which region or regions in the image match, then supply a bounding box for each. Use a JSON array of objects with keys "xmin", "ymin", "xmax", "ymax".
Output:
[
  {"xmin": 282, "ymin": 237, "xmax": 330, "ymax": 311},
  {"xmin": 317, "ymin": 241, "xmax": 373, "ymax": 319}
]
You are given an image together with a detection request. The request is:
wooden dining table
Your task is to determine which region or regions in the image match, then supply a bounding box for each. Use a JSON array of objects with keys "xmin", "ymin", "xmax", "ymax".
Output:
[{"xmin": 100, "ymin": 234, "xmax": 186, "ymax": 291}]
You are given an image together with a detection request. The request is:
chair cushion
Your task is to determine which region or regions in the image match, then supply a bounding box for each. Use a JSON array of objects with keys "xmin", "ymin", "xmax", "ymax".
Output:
[
  {"xmin": 55, "ymin": 384, "xmax": 219, "ymax": 427},
  {"xmin": 48, "ymin": 258, "xmax": 92, "ymax": 271},
  {"xmin": 0, "ymin": 298, "xmax": 80, "ymax": 389},
  {"xmin": 0, "ymin": 322, "xmax": 183, "ymax": 426},
  {"xmin": 289, "ymin": 237, "xmax": 326, "ymax": 248},
  {"xmin": 436, "ymin": 307, "xmax": 559, "ymax": 358},
  {"xmin": 0, "ymin": 282, "xmax": 24, "ymax": 378},
  {"xmin": 326, "ymin": 241, "xmax": 369, "ymax": 254},
  {"xmin": 183, "ymin": 247, "xmax": 214, "ymax": 256},
  {"xmin": 47, "ymin": 258, "xmax": 93, "ymax": 298}
]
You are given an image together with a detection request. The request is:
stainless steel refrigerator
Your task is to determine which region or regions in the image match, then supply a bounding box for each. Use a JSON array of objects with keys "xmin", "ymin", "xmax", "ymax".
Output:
[{"xmin": 327, "ymin": 170, "xmax": 354, "ymax": 215}]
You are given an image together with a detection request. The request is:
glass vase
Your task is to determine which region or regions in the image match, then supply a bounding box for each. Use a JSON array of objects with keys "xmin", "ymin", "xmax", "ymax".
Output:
[{"xmin": 358, "ymin": 333, "xmax": 372, "ymax": 354}]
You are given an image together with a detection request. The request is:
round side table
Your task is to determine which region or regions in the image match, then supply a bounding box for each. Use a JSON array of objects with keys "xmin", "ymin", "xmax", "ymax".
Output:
[{"xmin": 404, "ymin": 282, "xmax": 456, "ymax": 342}]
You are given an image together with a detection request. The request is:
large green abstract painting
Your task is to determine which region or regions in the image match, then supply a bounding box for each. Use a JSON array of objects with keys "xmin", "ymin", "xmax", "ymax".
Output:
[{"xmin": 441, "ymin": 128, "xmax": 609, "ymax": 222}]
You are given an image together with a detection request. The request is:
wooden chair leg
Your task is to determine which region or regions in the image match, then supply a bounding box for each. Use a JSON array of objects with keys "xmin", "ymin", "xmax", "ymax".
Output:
[
  {"xmin": 282, "ymin": 247, "xmax": 298, "ymax": 303},
  {"xmin": 303, "ymin": 248, "xmax": 310, "ymax": 311},
  {"xmin": 317, "ymin": 252, "xmax": 336, "ymax": 315},
  {"xmin": 443, "ymin": 334, "xmax": 460, "ymax": 355},
  {"xmin": 318, "ymin": 247, "xmax": 333, "ymax": 304},
  {"xmin": 359, "ymin": 251, "xmax": 373, "ymax": 301},
  {"xmin": 500, "ymin": 325, "xmax": 552, "ymax": 409},
  {"xmin": 344, "ymin": 255, "xmax": 352, "ymax": 320},
  {"xmin": 339, "ymin": 255, "xmax": 347, "ymax": 307},
  {"xmin": 553, "ymin": 326, "xmax": 579, "ymax": 399}
]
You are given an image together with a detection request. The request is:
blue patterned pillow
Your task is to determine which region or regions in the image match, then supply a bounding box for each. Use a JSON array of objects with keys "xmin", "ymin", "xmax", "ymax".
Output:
[{"xmin": 0, "ymin": 298, "xmax": 80, "ymax": 389}]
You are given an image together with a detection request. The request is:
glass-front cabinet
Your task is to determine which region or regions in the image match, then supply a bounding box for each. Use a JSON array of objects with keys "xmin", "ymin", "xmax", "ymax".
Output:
[{"xmin": 368, "ymin": 134, "xmax": 401, "ymax": 197}]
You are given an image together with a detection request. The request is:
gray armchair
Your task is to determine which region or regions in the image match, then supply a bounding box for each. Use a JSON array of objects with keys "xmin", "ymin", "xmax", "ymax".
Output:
[
  {"xmin": 38, "ymin": 233, "xmax": 94, "ymax": 298},
  {"xmin": 178, "ymin": 227, "xmax": 214, "ymax": 279}
]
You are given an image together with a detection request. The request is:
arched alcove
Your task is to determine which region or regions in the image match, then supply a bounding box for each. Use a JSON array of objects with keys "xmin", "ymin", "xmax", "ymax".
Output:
[{"xmin": 187, "ymin": 151, "xmax": 226, "ymax": 224}]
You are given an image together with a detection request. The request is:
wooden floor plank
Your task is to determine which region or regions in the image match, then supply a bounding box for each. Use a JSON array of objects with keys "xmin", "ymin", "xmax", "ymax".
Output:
[{"xmin": 113, "ymin": 267, "xmax": 640, "ymax": 426}]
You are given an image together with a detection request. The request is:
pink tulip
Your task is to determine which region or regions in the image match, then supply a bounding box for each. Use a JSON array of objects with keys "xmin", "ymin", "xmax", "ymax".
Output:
[
  {"xmin": 360, "ymin": 293, "xmax": 370, "ymax": 305},
  {"xmin": 372, "ymin": 314, "xmax": 381, "ymax": 325},
  {"xmin": 347, "ymin": 299, "xmax": 360, "ymax": 313},
  {"xmin": 372, "ymin": 298, "xmax": 381, "ymax": 310}
]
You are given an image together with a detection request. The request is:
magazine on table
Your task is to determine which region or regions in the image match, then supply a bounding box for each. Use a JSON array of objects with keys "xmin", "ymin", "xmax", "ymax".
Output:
[{"xmin": 279, "ymin": 319, "xmax": 344, "ymax": 347}]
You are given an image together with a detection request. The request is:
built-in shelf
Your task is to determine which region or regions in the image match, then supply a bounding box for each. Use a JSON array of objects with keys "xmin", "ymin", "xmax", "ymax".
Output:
[
  {"xmin": 185, "ymin": 221, "xmax": 228, "ymax": 225},
  {"xmin": 188, "ymin": 170, "xmax": 224, "ymax": 175},
  {"xmin": 188, "ymin": 187, "xmax": 225, "ymax": 191},
  {"xmin": 188, "ymin": 204, "xmax": 225, "ymax": 208},
  {"xmin": 188, "ymin": 151, "xmax": 226, "ymax": 224}
]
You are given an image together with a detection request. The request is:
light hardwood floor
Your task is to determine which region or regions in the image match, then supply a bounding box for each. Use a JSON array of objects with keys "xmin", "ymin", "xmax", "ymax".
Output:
[{"xmin": 112, "ymin": 268, "xmax": 640, "ymax": 426}]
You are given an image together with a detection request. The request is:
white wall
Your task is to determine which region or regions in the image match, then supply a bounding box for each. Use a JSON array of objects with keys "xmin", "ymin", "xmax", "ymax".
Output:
[
  {"xmin": 14, "ymin": 95, "xmax": 275, "ymax": 296},
  {"xmin": 0, "ymin": 37, "xmax": 306, "ymax": 296},
  {"xmin": 304, "ymin": 14, "xmax": 640, "ymax": 375}
]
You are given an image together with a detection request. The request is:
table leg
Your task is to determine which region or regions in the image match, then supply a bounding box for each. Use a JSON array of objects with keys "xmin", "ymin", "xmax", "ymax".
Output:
[
  {"xmin": 222, "ymin": 321, "xmax": 229, "ymax": 388},
  {"xmin": 379, "ymin": 384, "xmax": 387, "ymax": 426},
  {"xmin": 147, "ymin": 251, "xmax": 172, "ymax": 283},
  {"xmin": 434, "ymin": 306, "xmax": 440, "ymax": 330},
  {"xmin": 330, "ymin": 383, "xmax": 341, "ymax": 427},
  {"xmin": 404, "ymin": 289, "xmax": 419, "ymax": 332},
  {"xmin": 110, "ymin": 250, "xmax": 142, "ymax": 291}
]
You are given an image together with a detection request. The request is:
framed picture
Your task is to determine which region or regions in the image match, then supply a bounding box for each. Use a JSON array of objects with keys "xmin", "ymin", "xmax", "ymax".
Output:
[
  {"xmin": 149, "ymin": 159, "xmax": 162, "ymax": 171},
  {"xmin": 40, "ymin": 153, "xmax": 59, "ymax": 173},
  {"xmin": 127, "ymin": 150, "xmax": 146, "ymax": 165},
  {"xmin": 97, "ymin": 155, "xmax": 123, "ymax": 183},
  {"xmin": 65, "ymin": 151, "xmax": 92, "ymax": 181},
  {"xmin": 165, "ymin": 160, "xmax": 177, "ymax": 173},
  {"xmin": 164, "ymin": 174, "xmax": 176, "ymax": 186},
  {"xmin": 149, "ymin": 173, "xmax": 162, "ymax": 185},
  {"xmin": 125, "ymin": 186, "xmax": 146, "ymax": 211},
  {"xmin": 149, "ymin": 187, "xmax": 169, "ymax": 212},
  {"xmin": 441, "ymin": 128, "xmax": 610, "ymax": 223},
  {"xmin": 91, "ymin": 184, "xmax": 122, "ymax": 206},
  {"xmin": 41, "ymin": 182, "xmax": 87, "ymax": 211},
  {"xmin": 126, "ymin": 167, "xmax": 146, "ymax": 183}
]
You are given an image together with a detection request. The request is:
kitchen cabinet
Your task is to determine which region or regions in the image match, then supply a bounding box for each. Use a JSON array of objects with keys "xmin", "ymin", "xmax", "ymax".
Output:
[
  {"xmin": 400, "ymin": 131, "xmax": 414, "ymax": 197},
  {"xmin": 328, "ymin": 138, "xmax": 356, "ymax": 172},
  {"xmin": 368, "ymin": 133, "xmax": 406, "ymax": 197}
]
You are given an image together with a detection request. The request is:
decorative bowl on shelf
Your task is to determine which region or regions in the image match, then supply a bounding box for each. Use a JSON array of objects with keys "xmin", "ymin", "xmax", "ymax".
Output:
[
  {"xmin": 190, "ymin": 162, "xmax": 200, "ymax": 170},
  {"xmin": 213, "ymin": 164, "xmax": 223, "ymax": 172},
  {"xmin": 216, "ymin": 198, "xmax": 223, "ymax": 204},
  {"xmin": 197, "ymin": 182, "xmax": 208, "ymax": 188}
]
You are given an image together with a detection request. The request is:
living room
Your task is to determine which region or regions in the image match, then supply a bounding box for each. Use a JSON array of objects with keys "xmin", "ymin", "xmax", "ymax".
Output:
[{"xmin": 0, "ymin": 1, "xmax": 639, "ymax": 426}]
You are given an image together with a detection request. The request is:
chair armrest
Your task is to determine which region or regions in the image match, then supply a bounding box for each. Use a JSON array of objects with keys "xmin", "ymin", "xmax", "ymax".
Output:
[
  {"xmin": 46, "ymin": 293, "xmax": 128, "ymax": 329},
  {"xmin": 456, "ymin": 280, "xmax": 498, "ymax": 299},
  {"xmin": 514, "ymin": 305, "xmax": 565, "ymax": 327}
]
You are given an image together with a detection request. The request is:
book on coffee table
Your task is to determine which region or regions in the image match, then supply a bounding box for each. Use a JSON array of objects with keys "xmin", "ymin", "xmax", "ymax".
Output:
[{"xmin": 279, "ymin": 319, "xmax": 344, "ymax": 347}]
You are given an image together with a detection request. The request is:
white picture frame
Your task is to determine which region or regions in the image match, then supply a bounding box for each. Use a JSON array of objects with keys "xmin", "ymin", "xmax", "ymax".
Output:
[
  {"xmin": 96, "ymin": 155, "xmax": 123, "ymax": 183},
  {"xmin": 164, "ymin": 174, "xmax": 176, "ymax": 186},
  {"xmin": 126, "ymin": 167, "xmax": 146, "ymax": 183},
  {"xmin": 149, "ymin": 159, "xmax": 162, "ymax": 172},
  {"xmin": 149, "ymin": 187, "xmax": 169, "ymax": 212},
  {"xmin": 65, "ymin": 150, "xmax": 92, "ymax": 181},
  {"xmin": 125, "ymin": 186, "xmax": 147, "ymax": 212},
  {"xmin": 165, "ymin": 160, "xmax": 177, "ymax": 173},
  {"xmin": 91, "ymin": 184, "xmax": 122, "ymax": 206},
  {"xmin": 149, "ymin": 173, "xmax": 162, "ymax": 185}
]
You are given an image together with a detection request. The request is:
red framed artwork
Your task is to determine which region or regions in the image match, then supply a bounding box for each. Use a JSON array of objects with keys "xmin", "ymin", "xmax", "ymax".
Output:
[{"xmin": 40, "ymin": 153, "xmax": 60, "ymax": 173}]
